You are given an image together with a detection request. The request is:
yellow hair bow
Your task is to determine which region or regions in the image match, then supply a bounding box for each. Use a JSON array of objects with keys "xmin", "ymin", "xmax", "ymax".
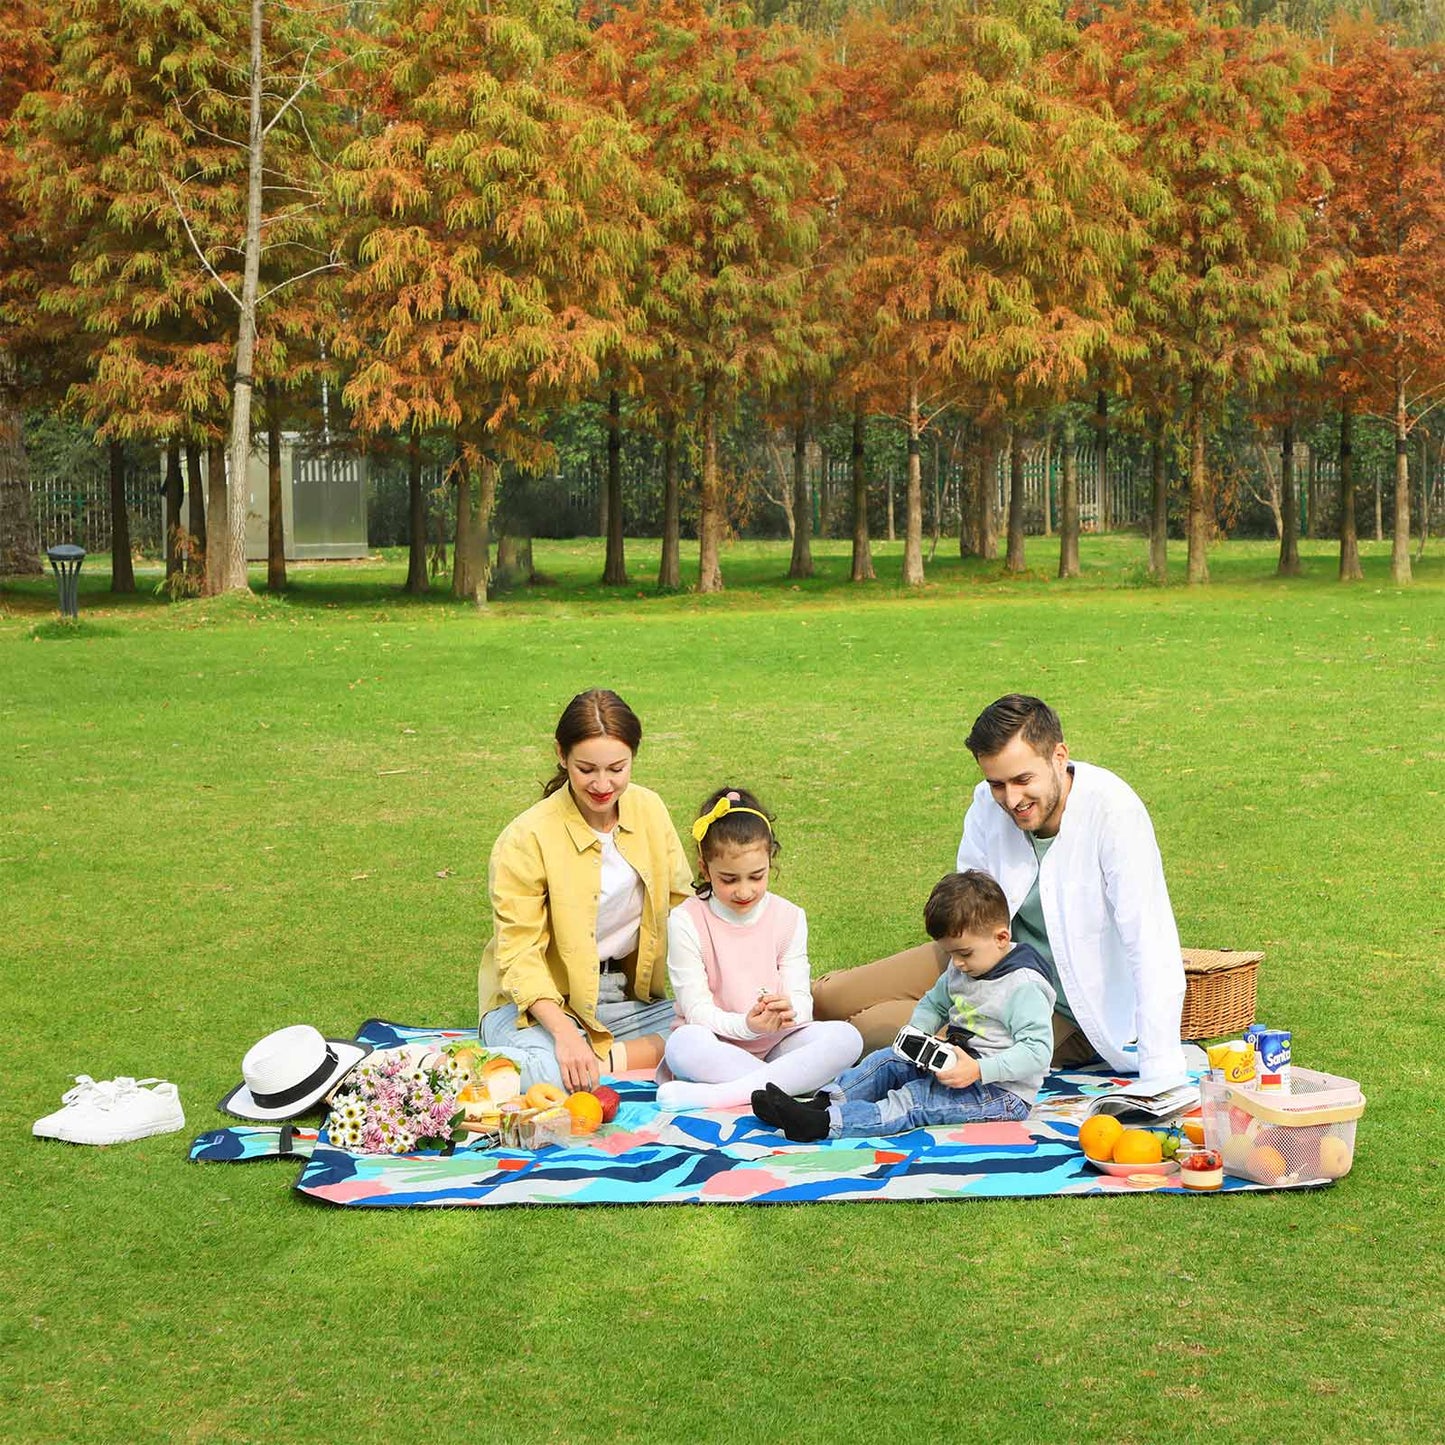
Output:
[{"xmin": 691, "ymin": 793, "xmax": 772, "ymax": 845}]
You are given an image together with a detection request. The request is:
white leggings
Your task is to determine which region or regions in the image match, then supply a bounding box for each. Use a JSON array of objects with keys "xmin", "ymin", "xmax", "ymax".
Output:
[{"xmin": 658, "ymin": 1020, "xmax": 863, "ymax": 1110}]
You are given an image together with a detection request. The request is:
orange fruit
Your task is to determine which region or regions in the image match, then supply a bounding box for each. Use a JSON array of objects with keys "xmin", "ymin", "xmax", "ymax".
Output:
[
  {"xmin": 1247, "ymin": 1143, "xmax": 1290, "ymax": 1183},
  {"xmin": 1078, "ymin": 1114, "xmax": 1125, "ymax": 1162},
  {"xmin": 564, "ymin": 1091, "xmax": 605, "ymax": 1135},
  {"xmin": 1112, "ymin": 1129, "xmax": 1164, "ymax": 1165},
  {"xmin": 1181, "ymin": 1118, "xmax": 1206, "ymax": 1146}
]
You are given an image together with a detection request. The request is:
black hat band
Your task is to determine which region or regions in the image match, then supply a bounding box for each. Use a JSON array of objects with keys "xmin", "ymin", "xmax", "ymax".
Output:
[{"xmin": 249, "ymin": 1045, "xmax": 340, "ymax": 1109}]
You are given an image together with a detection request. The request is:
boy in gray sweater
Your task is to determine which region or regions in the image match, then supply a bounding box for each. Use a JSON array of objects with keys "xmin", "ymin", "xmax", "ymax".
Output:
[{"xmin": 752, "ymin": 871, "xmax": 1055, "ymax": 1140}]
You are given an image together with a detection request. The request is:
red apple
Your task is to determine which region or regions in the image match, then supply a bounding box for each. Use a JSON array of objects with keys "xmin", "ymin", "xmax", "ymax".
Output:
[{"xmin": 593, "ymin": 1085, "xmax": 621, "ymax": 1123}]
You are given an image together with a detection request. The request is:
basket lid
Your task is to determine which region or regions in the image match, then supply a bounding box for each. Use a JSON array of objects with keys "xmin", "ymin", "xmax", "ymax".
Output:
[{"xmin": 1182, "ymin": 948, "xmax": 1264, "ymax": 974}]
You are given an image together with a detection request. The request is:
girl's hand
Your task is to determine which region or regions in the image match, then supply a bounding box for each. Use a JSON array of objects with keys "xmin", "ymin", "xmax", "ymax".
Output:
[
  {"xmin": 935, "ymin": 1048, "xmax": 982, "ymax": 1090},
  {"xmin": 552, "ymin": 1026, "xmax": 601, "ymax": 1092},
  {"xmin": 746, "ymin": 994, "xmax": 785, "ymax": 1033}
]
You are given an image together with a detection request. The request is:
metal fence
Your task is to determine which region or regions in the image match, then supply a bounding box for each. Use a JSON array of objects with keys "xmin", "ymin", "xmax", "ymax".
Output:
[{"xmin": 27, "ymin": 467, "xmax": 164, "ymax": 556}]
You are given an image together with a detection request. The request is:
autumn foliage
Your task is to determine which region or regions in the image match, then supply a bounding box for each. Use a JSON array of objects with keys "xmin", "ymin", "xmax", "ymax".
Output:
[{"xmin": 2, "ymin": 0, "xmax": 1443, "ymax": 589}]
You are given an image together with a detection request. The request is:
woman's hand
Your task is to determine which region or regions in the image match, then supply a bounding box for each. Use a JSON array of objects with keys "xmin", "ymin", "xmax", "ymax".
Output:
[
  {"xmin": 935, "ymin": 1047, "xmax": 982, "ymax": 1090},
  {"xmin": 552, "ymin": 1025, "xmax": 601, "ymax": 1092},
  {"xmin": 530, "ymin": 999, "xmax": 601, "ymax": 1092}
]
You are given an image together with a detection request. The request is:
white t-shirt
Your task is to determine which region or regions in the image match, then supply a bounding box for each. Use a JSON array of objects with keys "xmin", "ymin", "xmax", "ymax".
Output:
[{"xmin": 592, "ymin": 827, "xmax": 644, "ymax": 962}]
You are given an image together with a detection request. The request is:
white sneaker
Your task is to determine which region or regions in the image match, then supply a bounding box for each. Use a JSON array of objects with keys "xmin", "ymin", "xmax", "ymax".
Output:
[{"xmin": 32, "ymin": 1075, "xmax": 185, "ymax": 1145}]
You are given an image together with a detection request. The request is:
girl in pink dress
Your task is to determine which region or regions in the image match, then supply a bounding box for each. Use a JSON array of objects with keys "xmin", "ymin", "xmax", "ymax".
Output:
[{"xmin": 656, "ymin": 787, "xmax": 863, "ymax": 1112}]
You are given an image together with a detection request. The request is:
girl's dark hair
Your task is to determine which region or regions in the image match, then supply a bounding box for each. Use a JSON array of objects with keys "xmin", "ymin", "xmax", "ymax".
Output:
[
  {"xmin": 542, "ymin": 689, "xmax": 643, "ymax": 797},
  {"xmin": 692, "ymin": 786, "xmax": 780, "ymax": 898}
]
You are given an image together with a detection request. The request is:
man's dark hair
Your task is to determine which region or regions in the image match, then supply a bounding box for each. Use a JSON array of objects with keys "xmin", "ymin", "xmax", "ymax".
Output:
[
  {"xmin": 924, "ymin": 871, "xmax": 1011, "ymax": 940},
  {"xmin": 965, "ymin": 694, "xmax": 1064, "ymax": 760}
]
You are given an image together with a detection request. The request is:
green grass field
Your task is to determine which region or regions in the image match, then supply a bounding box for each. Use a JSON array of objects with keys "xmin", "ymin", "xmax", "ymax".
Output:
[{"xmin": 2, "ymin": 535, "xmax": 1441, "ymax": 1443}]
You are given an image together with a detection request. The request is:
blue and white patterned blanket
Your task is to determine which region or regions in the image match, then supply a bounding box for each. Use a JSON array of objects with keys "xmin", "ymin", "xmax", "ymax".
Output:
[{"xmin": 189, "ymin": 1020, "xmax": 1331, "ymax": 1208}]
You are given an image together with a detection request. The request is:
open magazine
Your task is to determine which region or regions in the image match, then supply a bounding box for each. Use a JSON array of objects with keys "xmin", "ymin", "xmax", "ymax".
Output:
[
  {"xmin": 1081, "ymin": 1079, "xmax": 1199, "ymax": 1126},
  {"xmin": 1029, "ymin": 1077, "xmax": 1200, "ymax": 1131}
]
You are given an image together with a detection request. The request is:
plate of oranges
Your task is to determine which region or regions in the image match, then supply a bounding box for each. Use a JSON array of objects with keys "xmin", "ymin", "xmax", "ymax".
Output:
[{"xmin": 1076, "ymin": 1114, "xmax": 1179, "ymax": 1177}]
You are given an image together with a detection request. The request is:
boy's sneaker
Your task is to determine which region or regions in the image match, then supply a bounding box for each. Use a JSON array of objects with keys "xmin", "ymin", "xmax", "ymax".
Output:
[{"xmin": 32, "ymin": 1075, "xmax": 185, "ymax": 1145}]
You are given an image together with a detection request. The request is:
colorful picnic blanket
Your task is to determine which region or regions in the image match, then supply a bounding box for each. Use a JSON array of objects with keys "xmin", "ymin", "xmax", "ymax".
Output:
[{"xmin": 190, "ymin": 1020, "xmax": 1331, "ymax": 1207}]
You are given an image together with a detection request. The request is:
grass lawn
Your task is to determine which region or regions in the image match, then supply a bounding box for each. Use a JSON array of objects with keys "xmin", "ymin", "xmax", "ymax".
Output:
[{"xmin": 2, "ymin": 534, "xmax": 1441, "ymax": 1443}]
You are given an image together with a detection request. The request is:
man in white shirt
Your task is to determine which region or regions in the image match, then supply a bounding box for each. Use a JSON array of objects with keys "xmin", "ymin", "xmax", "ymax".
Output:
[{"xmin": 812, "ymin": 694, "xmax": 1187, "ymax": 1086}]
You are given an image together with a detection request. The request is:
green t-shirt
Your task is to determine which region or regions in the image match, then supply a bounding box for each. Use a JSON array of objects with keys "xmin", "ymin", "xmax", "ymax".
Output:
[{"xmin": 1011, "ymin": 833, "xmax": 1075, "ymax": 1023}]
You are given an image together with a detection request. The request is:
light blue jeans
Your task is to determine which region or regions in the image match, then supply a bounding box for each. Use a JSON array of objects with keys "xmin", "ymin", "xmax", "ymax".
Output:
[
  {"xmin": 830, "ymin": 1048, "xmax": 1030, "ymax": 1138},
  {"xmin": 479, "ymin": 1003, "xmax": 574, "ymax": 1090}
]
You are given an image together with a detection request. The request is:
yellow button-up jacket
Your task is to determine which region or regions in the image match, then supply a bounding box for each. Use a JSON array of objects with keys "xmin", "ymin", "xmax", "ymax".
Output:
[{"xmin": 477, "ymin": 782, "xmax": 692, "ymax": 1054}]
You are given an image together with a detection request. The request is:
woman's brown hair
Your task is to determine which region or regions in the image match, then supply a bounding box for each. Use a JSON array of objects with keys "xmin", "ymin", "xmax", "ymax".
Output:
[{"xmin": 542, "ymin": 689, "xmax": 643, "ymax": 797}]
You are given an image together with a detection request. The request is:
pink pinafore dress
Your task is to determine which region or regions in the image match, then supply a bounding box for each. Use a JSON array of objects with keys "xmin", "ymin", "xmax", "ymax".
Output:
[{"xmin": 675, "ymin": 894, "xmax": 803, "ymax": 1057}]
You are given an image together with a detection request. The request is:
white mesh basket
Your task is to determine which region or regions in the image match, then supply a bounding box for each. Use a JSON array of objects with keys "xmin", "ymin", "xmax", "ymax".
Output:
[{"xmin": 1201, "ymin": 1066, "xmax": 1364, "ymax": 1185}]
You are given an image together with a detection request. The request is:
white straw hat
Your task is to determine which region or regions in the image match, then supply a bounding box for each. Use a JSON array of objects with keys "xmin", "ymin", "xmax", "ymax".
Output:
[{"xmin": 219, "ymin": 1025, "xmax": 371, "ymax": 1121}]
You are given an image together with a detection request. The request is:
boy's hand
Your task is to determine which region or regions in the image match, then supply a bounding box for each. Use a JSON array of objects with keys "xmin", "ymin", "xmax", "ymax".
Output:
[{"xmin": 935, "ymin": 1047, "xmax": 982, "ymax": 1089}]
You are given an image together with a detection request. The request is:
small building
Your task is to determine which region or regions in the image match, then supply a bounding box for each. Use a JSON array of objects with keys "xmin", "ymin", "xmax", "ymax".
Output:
[{"xmin": 242, "ymin": 438, "xmax": 368, "ymax": 562}]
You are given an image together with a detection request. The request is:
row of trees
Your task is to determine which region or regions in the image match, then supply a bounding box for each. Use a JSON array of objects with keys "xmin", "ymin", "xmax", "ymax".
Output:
[{"xmin": 1, "ymin": 0, "xmax": 1442, "ymax": 599}]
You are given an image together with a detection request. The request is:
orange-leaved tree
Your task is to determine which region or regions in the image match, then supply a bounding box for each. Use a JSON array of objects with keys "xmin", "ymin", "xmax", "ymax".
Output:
[
  {"xmin": 1304, "ymin": 19, "xmax": 1445, "ymax": 586},
  {"xmin": 1070, "ymin": 0, "xmax": 1324, "ymax": 584},
  {"xmin": 333, "ymin": 0, "xmax": 666, "ymax": 601},
  {"xmin": 0, "ymin": 0, "xmax": 50, "ymax": 576},
  {"xmin": 841, "ymin": 5, "xmax": 1148, "ymax": 585},
  {"xmin": 586, "ymin": 0, "xmax": 827, "ymax": 593}
]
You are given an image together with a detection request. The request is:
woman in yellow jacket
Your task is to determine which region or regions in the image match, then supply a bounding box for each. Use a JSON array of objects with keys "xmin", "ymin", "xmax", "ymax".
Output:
[{"xmin": 478, "ymin": 689, "xmax": 692, "ymax": 1091}]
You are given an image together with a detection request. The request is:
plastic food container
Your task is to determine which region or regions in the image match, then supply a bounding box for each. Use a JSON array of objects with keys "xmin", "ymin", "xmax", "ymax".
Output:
[{"xmin": 1201, "ymin": 1067, "xmax": 1364, "ymax": 1184}]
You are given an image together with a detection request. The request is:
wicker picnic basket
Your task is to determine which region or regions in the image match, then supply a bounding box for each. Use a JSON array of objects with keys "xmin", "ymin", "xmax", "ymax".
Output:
[{"xmin": 1179, "ymin": 948, "xmax": 1263, "ymax": 1040}]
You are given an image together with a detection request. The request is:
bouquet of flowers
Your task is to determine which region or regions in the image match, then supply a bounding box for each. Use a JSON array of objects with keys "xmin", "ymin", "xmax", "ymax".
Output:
[{"xmin": 325, "ymin": 1047, "xmax": 466, "ymax": 1155}]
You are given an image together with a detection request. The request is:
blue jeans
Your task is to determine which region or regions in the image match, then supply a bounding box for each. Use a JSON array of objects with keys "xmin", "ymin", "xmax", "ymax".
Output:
[
  {"xmin": 830, "ymin": 1048, "xmax": 1030, "ymax": 1138},
  {"xmin": 479, "ymin": 1003, "xmax": 570, "ymax": 1090}
]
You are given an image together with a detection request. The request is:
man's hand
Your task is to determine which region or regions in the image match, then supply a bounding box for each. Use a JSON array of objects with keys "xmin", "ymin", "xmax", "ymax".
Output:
[{"xmin": 935, "ymin": 1047, "xmax": 982, "ymax": 1090}]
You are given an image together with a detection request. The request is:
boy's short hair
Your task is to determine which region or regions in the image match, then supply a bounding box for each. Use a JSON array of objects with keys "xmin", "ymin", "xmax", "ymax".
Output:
[
  {"xmin": 965, "ymin": 694, "xmax": 1064, "ymax": 760},
  {"xmin": 924, "ymin": 870, "xmax": 1011, "ymax": 939}
]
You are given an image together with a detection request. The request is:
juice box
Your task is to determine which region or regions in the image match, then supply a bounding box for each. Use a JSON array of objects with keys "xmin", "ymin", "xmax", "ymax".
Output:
[
  {"xmin": 1255, "ymin": 1028, "xmax": 1292, "ymax": 1092},
  {"xmin": 1206, "ymin": 1040, "xmax": 1256, "ymax": 1084}
]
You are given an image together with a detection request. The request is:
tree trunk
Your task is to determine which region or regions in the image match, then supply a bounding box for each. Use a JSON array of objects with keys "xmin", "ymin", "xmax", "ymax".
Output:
[
  {"xmin": 902, "ymin": 376, "xmax": 924, "ymax": 586},
  {"xmin": 404, "ymin": 429, "xmax": 428, "ymax": 594},
  {"xmin": 1186, "ymin": 379, "xmax": 1210, "ymax": 585},
  {"xmin": 107, "ymin": 441, "xmax": 134, "ymax": 593},
  {"xmin": 850, "ymin": 397, "xmax": 874, "ymax": 581},
  {"xmin": 1148, "ymin": 416, "xmax": 1168, "ymax": 582},
  {"xmin": 602, "ymin": 388, "xmax": 627, "ymax": 585},
  {"xmin": 1338, "ymin": 397, "xmax": 1363, "ymax": 581},
  {"xmin": 978, "ymin": 427, "xmax": 999, "ymax": 561},
  {"xmin": 1373, "ymin": 474, "xmax": 1383, "ymax": 541},
  {"xmin": 452, "ymin": 451, "xmax": 475, "ymax": 599},
  {"xmin": 266, "ymin": 393, "xmax": 286, "ymax": 592},
  {"xmin": 1059, "ymin": 414, "xmax": 1080, "ymax": 579},
  {"xmin": 0, "ymin": 353, "xmax": 41, "ymax": 575},
  {"xmin": 1277, "ymin": 419, "xmax": 1300, "ymax": 577},
  {"xmin": 788, "ymin": 411, "xmax": 813, "ymax": 579},
  {"xmin": 205, "ymin": 440, "xmax": 229, "ymax": 594},
  {"xmin": 1096, "ymin": 390, "xmax": 1111, "ymax": 532},
  {"xmin": 1390, "ymin": 371, "xmax": 1412, "ymax": 584},
  {"xmin": 1005, "ymin": 427, "xmax": 1027, "ymax": 572},
  {"xmin": 885, "ymin": 465, "xmax": 895, "ymax": 542},
  {"xmin": 698, "ymin": 377, "xmax": 723, "ymax": 592},
  {"xmin": 657, "ymin": 411, "xmax": 681, "ymax": 590},
  {"xmin": 185, "ymin": 443, "xmax": 205, "ymax": 554},
  {"xmin": 164, "ymin": 443, "xmax": 184, "ymax": 583}
]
